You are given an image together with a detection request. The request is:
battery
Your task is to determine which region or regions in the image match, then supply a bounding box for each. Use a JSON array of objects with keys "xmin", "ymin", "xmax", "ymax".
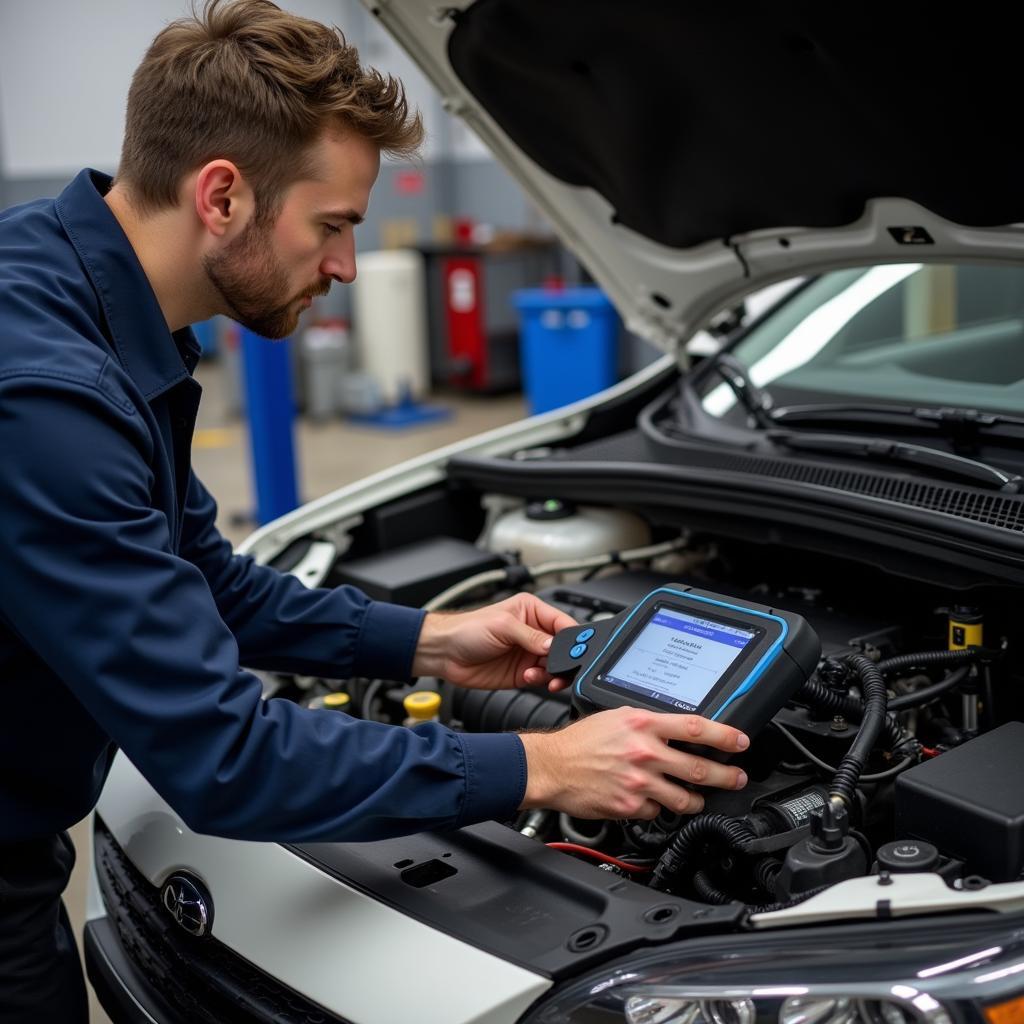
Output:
[{"xmin": 334, "ymin": 537, "xmax": 505, "ymax": 607}]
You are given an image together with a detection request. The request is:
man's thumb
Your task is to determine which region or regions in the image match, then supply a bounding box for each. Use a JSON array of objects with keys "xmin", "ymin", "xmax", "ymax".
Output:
[{"xmin": 510, "ymin": 619, "xmax": 553, "ymax": 656}]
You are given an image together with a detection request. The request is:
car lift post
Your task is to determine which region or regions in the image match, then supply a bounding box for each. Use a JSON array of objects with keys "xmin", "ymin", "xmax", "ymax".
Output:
[{"xmin": 239, "ymin": 327, "xmax": 301, "ymax": 525}]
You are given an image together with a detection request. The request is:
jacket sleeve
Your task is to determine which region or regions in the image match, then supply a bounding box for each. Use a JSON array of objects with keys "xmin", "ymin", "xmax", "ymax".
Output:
[
  {"xmin": 178, "ymin": 472, "xmax": 423, "ymax": 681},
  {"xmin": 0, "ymin": 370, "xmax": 526, "ymax": 842}
]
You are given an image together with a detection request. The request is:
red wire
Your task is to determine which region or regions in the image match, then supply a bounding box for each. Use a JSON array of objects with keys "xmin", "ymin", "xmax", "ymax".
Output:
[
  {"xmin": 546, "ymin": 842, "xmax": 651, "ymax": 874},
  {"xmin": 921, "ymin": 746, "xmax": 941, "ymax": 758}
]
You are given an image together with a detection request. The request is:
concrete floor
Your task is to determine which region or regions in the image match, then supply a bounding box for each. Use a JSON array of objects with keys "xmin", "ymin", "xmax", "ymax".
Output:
[{"xmin": 67, "ymin": 358, "xmax": 527, "ymax": 1022}]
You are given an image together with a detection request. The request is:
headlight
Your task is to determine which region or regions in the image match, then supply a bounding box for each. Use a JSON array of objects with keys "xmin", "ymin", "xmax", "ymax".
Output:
[
  {"xmin": 626, "ymin": 997, "xmax": 757, "ymax": 1024},
  {"xmin": 621, "ymin": 992, "xmax": 950, "ymax": 1024},
  {"xmin": 519, "ymin": 913, "xmax": 1024, "ymax": 1024}
]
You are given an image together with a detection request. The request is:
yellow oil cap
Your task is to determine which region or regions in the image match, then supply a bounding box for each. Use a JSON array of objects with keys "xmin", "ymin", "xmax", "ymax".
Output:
[
  {"xmin": 322, "ymin": 692, "xmax": 351, "ymax": 709},
  {"xmin": 403, "ymin": 691, "xmax": 441, "ymax": 721}
]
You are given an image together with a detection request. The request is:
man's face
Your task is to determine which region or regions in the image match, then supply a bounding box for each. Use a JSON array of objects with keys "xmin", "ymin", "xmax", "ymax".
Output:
[{"xmin": 203, "ymin": 129, "xmax": 380, "ymax": 339}]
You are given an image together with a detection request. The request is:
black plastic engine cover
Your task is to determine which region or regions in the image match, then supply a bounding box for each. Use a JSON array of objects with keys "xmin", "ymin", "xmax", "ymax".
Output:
[{"xmin": 896, "ymin": 722, "xmax": 1024, "ymax": 882}]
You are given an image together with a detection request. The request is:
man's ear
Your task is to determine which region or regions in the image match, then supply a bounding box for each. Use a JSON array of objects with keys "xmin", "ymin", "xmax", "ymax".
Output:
[{"xmin": 194, "ymin": 160, "xmax": 254, "ymax": 238}]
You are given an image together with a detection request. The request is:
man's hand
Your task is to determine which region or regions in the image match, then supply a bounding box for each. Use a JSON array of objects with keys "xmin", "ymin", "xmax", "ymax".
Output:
[
  {"xmin": 518, "ymin": 708, "xmax": 749, "ymax": 818},
  {"xmin": 411, "ymin": 593, "xmax": 578, "ymax": 691}
]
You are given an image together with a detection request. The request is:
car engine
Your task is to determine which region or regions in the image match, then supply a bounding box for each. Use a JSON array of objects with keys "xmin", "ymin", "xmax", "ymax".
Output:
[{"xmin": 275, "ymin": 496, "xmax": 1023, "ymax": 914}]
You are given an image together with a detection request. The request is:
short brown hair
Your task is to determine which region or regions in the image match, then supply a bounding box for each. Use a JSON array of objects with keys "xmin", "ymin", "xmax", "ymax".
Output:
[{"xmin": 117, "ymin": 0, "xmax": 423, "ymax": 217}]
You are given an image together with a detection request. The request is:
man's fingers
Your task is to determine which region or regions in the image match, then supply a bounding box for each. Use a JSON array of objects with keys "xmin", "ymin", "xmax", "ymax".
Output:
[
  {"xmin": 522, "ymin": 666, "xmax": 552, "ymax": 687},
  {"xmin": 653, "ymin": 713, "xmax": 749, "ymax": 754},
  {"xmin": 522, "ymin": 668, "xmax": 572, "ymax": 693},
  {"xmin": 518, "ymin": 670, "xmax": 577, "ymax": 694},
  {"xmin": 658, "ymin": 749, "xmax": 748, "ymax": 791},
  {"xmin": 630, "ymin": 797, "xmax": 663, "ymax": 821},
  {"xmin": 646, "ymin": 777, "xmax": 706, "ymax": 816}
]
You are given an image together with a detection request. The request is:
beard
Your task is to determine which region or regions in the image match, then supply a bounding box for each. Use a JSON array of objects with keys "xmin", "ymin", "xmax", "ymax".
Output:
[{"xmin": 202, "ymin": 218, "xmax": 331, "ymax": 340}]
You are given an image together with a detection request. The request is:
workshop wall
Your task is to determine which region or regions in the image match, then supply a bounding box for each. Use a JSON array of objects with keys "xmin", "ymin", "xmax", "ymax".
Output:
[
  {"xmin": 0, "ymin": 0, "xmax": 535, "ymax": 244},
  {"xmin": 0, "ymin": 0, "xmax": 661, "ymax": 388}
]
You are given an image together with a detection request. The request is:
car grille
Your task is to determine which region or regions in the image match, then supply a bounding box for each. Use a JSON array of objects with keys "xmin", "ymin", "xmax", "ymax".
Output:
[{"xmin": 93, "ymin": 818, "xmax": 347, "ymax": 1024}]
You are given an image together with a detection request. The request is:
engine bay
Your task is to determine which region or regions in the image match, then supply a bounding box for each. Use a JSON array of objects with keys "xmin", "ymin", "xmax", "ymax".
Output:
[{"xmin": 277, "ymin": 490, "xmax": 1024, "ymax": 935}]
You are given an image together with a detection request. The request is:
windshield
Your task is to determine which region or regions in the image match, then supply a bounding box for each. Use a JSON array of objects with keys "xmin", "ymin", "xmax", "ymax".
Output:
[{"xmin": 701, "ymin": 263, "xmax": 1024, "ymax": 418}]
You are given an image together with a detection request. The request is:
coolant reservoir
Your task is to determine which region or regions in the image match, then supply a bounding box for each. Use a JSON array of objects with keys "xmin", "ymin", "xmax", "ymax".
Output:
[{"xmin": 486, "ymin": 500, "xmax": 650, "ymax": 565}]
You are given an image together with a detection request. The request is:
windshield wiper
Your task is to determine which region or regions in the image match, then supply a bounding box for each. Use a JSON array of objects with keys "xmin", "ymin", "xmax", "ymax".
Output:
[
  {"xmin": 689, "ymin": 354, "xmax": 1023, "ymax": 491},
  {"xmin": 702, "ymin": 347, "xmax": 1024, "ymax": 443},
  {"xmin": 707, "ymin": 352, "xmax": 775, "ymax": 429},
  {"xmin": 768, "ymin": 429, "xmax": 1023, "ymax": 493},
  {"xmin": 771, "ymin": 402, "xmax": 1024, "ymax": 450}
]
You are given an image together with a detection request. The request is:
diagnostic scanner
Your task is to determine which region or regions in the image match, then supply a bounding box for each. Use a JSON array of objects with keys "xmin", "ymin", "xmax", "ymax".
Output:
[{"xmin": 548, "ymin": 584, "xmax": 820, "ymax": 739}]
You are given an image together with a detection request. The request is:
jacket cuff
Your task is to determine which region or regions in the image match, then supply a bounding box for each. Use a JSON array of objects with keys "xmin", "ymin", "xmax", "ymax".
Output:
[
  {"xmin": 454, "ymin": 732, "xmax": 527, "ymax": 827},
  {"xmin": 355, "ymin": 601, "xmax": 426, "ymax": 680}
]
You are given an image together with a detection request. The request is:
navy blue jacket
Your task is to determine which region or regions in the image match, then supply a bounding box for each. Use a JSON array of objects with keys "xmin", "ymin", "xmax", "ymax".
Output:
[{"xmin": 0, "ymin": 170, "xmax": 526, "ymax": 843}]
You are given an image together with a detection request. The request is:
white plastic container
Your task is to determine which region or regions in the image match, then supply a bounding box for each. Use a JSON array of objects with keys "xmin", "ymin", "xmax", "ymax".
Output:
[
  {"xmin": 486, "ymin": 502, "xmax": 651, "ymax": 566},
  {"xmin": 351, "ymin": 249, "xmax": 429, "ymax": 407}
]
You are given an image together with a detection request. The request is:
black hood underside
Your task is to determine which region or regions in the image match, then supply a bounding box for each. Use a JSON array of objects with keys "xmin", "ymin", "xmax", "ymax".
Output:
[{"xmin": 449, "ymin": 1, "xmax": 1024, "ymax": 249}]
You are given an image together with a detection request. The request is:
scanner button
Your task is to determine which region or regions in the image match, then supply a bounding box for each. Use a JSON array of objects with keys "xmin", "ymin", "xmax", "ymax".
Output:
[
  {"xmin": 570, "ymin": 643, "xmax": 588, "ymax": 659},
  {"xmin": 575, "ymin": 628, "xmax": 595, "ymax": 643}
]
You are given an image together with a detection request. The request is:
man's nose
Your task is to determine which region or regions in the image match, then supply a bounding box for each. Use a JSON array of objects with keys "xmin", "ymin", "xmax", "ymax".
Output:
[{"xmin": 321, "ymin": 240, "xmax": 356, "ymax": 285}]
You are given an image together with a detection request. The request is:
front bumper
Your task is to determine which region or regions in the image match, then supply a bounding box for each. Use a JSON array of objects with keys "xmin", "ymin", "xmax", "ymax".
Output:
[
  {"xmin": 85, "ymin": 916, "xmax": 175, "ymax": 1024},
  {"xmin": 86, "ymin": 818, "xmax": 346, "ymax": 1024}
]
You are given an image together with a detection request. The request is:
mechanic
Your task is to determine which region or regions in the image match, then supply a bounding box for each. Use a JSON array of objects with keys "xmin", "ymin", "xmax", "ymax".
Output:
[{"xmin": 0, "ymin": 3, "xmax": 749, "ymax": 1021}]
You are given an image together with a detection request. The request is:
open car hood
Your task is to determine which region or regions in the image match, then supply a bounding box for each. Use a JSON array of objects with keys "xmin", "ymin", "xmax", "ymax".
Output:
[{"xmin": 368, "ymin": 0, "xmax": 1024, "ymax": 351}]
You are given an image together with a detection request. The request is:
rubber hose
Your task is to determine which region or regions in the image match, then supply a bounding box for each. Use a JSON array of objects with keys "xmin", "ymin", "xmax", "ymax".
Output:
[
  {"xmin": 694, "ymin": 863, "xmax": 828, "ymax": 912},
  {"xmin": 829, "ymin": 654, "xmax": 888, "ymax": 806},
  {"xmin": 692, "ymin": 870, "xmax": 735, "ymax": 905},
  {"xmin": 559, "ymin": 813, "xmax": 608, "ymax": 848},
  {"xmin": 876, "ymin": 647, "xmax": 978, "ymax": 676},
  {"xmin": 754, "ymin": 857, "xmax": 782, "ymax": 898},
  {"xmin": 798, "ymin": 678, "xmax": 862, "ymax": 720},
  {"xmin": 796, "ymin": 679, "xmax": 914, "ymax": 757},
  {"xmin": 650, "ymin": 814, "xmax": 756, "ymax": 893},
  {"xmin": 888, "ymin": 665, "xmax": 972, "ymax": 710},
  {"xmin": 450, "ymin": 686, "xmax": 571, "ymax": 732},
  {"xmin": 800, "ymin": 669, "xmax": 966, "ymax": 721}
]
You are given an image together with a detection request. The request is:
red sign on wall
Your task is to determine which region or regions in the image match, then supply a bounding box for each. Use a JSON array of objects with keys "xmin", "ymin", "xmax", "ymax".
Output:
[{"xmin": 394, "ymin": 170, "xmax": 425, "ymax": 196}]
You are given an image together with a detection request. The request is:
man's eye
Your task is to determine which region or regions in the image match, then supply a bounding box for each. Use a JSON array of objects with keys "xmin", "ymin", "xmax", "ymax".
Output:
[{"xmin": 323, "ymin": 223, "xmax": 342, "ymax": 235}]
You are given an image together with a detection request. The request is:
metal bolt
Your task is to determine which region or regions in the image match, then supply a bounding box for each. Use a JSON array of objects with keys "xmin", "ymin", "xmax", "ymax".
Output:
[{"xmin": 830, "ymin": 715, "xmax": 848, "ymax": 732}]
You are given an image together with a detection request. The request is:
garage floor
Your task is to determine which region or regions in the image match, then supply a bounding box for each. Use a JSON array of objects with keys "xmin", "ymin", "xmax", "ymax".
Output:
[{"xmin": 67, "ymin": 357, "xmax": 528, "ymax": 1023}]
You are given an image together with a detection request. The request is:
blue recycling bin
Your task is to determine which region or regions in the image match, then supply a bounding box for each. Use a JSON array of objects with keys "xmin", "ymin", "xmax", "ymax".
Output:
[{"xmin": 513, "ymin": 287, "xmax": 618, "ymax": 415}]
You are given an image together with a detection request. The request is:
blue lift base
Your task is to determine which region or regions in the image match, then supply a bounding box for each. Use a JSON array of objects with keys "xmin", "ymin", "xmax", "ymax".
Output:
[{"xmin": 348, "ymin": 398, "xmax": 452, "ymax": 430}]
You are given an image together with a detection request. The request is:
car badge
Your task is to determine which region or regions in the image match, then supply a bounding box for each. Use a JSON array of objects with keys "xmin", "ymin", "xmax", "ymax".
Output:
[{"xmin": 161, "ymin": 874, "xmax": 211, "ymax": 937}]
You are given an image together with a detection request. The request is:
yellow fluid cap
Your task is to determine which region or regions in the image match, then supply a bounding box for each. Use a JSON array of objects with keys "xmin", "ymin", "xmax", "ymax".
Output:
[
  {"xmin": 323, "ymin": 692, "xmax": 351, "ymax": 709},
  {"xmin": 403, "ymin": 691, "xmax": 442, "ymax": 720},
  {"xmin": 948, "ymin": 606, "xmax": 983, "ymax": 650}
]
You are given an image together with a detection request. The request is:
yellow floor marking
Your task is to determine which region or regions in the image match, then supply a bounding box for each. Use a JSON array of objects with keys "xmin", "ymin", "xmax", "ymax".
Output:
[{"xmin": 193, "ymin": 428, "xmax": 238, "ymax": 449}]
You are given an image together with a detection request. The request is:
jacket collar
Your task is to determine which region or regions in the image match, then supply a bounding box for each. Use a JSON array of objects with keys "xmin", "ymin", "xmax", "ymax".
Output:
[{"xmin": 55, "ymin": 169, "xmax": 200, "ymax": 400}]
